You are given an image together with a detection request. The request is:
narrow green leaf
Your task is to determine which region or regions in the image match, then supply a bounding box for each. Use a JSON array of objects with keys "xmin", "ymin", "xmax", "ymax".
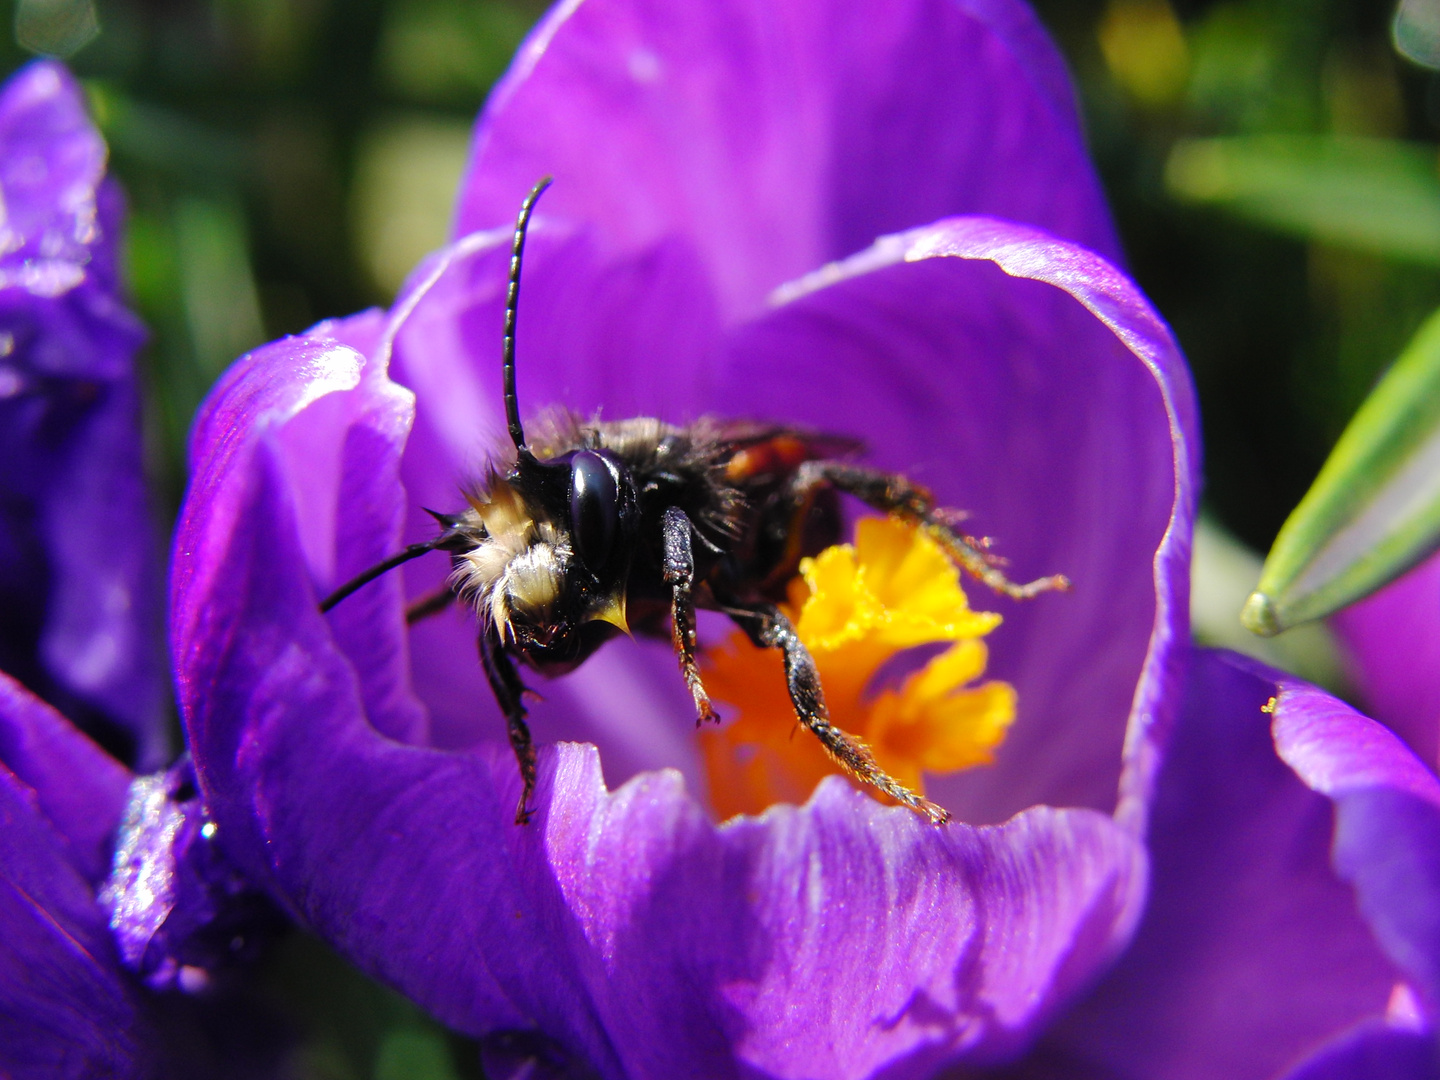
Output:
[
  {"xmin": 1166, "ymin": 135, "xmax": 1440, "ymax": 264},
  {"xmin": 1193, "ymin": 517, "xmax": 1348, "ymax": 691},
  {"xmin": 1244, "ymin": 306, "xmax": 1440, "ymax": 634}
]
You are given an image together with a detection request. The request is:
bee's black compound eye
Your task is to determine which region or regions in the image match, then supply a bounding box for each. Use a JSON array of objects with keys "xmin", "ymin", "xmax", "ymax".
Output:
[{"xmin": 569, "ymin": 449, "xmax": 619, "ymax": 570}]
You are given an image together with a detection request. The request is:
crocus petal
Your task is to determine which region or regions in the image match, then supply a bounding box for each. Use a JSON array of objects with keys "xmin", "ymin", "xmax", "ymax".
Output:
[
  {"xmin": 1014, "ymin": 648, "xmax": 1406, "ymax": 1080},
  {"xmin": 1278, "ymin": 1022, "xmax": 1438, "ymax": 1080},
  {"xmin": 1330, "ymin": 547, "xmax": 1440, "ymax": 773},
  {"xmin": 455, "ymin": 0, "xmax": 1119, "ymax": 323},
  {"xmin": 0, "ymin": 60, "xmax": 109, "ymax": 273},
  {"xmin": 0, "ymin": 669, "xmax": 129, "ymax": 883},
  {"xmin": 0, "ymin": 60, "xmax": 161, "ymax": 768},
  {"xmin": 1329, "ymin": 549, "xmax": 1440, "ymax": 1026},
  {"xmin": 1264, "ymin": 660, "xmax": 1440, "ymax": 1016},
  {"xmin": 0, "ymin": 733, "xmax": 146, "ymax": 1079},
  {"xmin": 0, "ymin": 657, "xmax": 292, "ymax": 1078},
  {"xmin": 382, "ymin": 226, "xmax": 728, "ymax": 775}
]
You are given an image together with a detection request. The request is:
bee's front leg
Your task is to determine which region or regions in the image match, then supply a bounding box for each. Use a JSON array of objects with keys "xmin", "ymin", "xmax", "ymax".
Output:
[
  {"xmin": 722, "ymin": 600, "xmax": 949, "ymax": 825},
  {"xmin": 791, "ymin": 462, "xmax": 1069, "ymax": 600},
  {"xmin": 479, "ymin": 630, "xmax": 538, "ymax": 825},
  {"xmin": 661, "ymin": 506, "xmax": 719, "ymax": 726}
]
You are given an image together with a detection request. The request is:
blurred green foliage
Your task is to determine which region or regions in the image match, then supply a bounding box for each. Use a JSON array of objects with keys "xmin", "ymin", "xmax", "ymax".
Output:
[
  {"xmin": 0, "ymin": 0, "xmax": 1425, "ymax": 561},
  {"xmin": 261, "ymin": 932, "xmax": 479, "ymax": 1080},
  {"xmin": 2, "ymin": 0, "xmax": 1429, "ymax": 560},
  {"xmin": 3, "ymin": 0, "xmax": 1436, "ymax": 1067},
  {"xmin": 1166, "ymin": 134, "xmax": 1440, "ymax": 263},
  {"xmin": 1029, "ymin": 0, "xmax": 1440, "ymax": 673},
  {"xmin": 1, "ymin": 0, "xmax": 545, "ymax": 516},
  {"xmin": 1033, "ymin": 0, "xmax": 1440, "ymax": 562}
]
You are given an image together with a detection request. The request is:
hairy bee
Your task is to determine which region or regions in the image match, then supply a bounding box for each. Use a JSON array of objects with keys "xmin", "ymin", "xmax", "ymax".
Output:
[{"xmin": 322, "ymin": 178, "xmax": 1067, "ymax": 826}]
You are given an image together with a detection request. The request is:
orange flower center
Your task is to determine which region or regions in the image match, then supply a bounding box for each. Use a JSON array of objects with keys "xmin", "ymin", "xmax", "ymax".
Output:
[{"xmin": 699, "ymin": 516, "xmax": 1016, "ymax": 820}]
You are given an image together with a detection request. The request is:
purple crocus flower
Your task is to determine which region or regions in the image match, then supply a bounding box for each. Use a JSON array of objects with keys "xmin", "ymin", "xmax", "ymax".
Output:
[
  {"xmin": 1, "ymin": 668, "xmax": 142, "ymax": 1074},
  {"xmin": 2, "ymin": 671, "xmax": 285, "ymax": 1079},
  {"xmin": 0, "ymin": 62, "xmax": 283, "ymax": 1080},
  {"xmin": 170, "ymin": 0, "xmax": 1430, "ymax": 1076},
  {"xmin": 0, "ymin": 60, "xmax": 165, "ymax": 770},
  {"xmin": 1000, "ymin": 646, "xmax": 1439, "ymax": 1080},
  {"xmin": 0, "ymin": 60, "xmax": 158, "ymax": 1074}
]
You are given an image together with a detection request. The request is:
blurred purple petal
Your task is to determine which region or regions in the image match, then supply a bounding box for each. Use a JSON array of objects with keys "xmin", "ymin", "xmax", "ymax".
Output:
[
  {"xmin": 0, "ymin": 60, "xmax": 162, "ymax": 768},
  {"xmin": 0, "ymin": 669, "xmax": 128, "ymax": 883},
  {"xmin": 1015, "ymin": 649, "xmax": 1404, "ymax": 1080},
  {"xmin": 0, "ymin": 669, "xmax": 141, "ymax": 1080},
  {"xmin": 0, "ymin": 61, "xmax": 109, "ymax": 274},
  {"xmin": 0, "ymin": 60, "xmax": 293, "ymax": 1077},
  {"xmin": 99, "ymin": 758, "xmax": 286, "ymax": 993},
  {"xmin": 1253, "ymin": 657, "xmax": 1440, "ymax": 1014},
  {"xmin": 456, "ymin": 0, "xmax": 1118, "ymax": 323},
  {"xmin": 0, "ymin": 747, "xmax": 148, "ymax": 1079},
  {"xmin": 1331, "ymin": 548, "xmax": 1440, "ymax": 773},
  {"xmin": 1269, "ymin": 670, "xmax": 1440, "ymax": 809},
  {"xmin": 0, "ymin": 671, "xmax": 292, "ymax": 1078},
  {"xmin": 1279, "ymin": 1022, "xmax": 1438, "ymax": 1080},
  {"xmin": 1330, "ymin": 789, "xmax": 1440, "ymax": 1020}
]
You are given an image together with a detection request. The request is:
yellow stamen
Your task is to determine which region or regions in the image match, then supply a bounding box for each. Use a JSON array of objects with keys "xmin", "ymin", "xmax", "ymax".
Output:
[{"xmin": 700, "ymin": 516, "xmax": 1015, "ymax": 820}]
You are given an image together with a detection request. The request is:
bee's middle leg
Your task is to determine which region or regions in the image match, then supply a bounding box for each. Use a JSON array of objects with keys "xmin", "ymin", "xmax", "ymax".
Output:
[
  {"xmin": 405, "ymin": 587, "xmax": 456, "ymax": 625},
  {"xmin": 479, "ymin": 631, "xmax": 538, "ymax": 825},
  {"xmin": 723, "ymin": 600, "xmax": 949, "ymax": 825},
  {"xmin": 661, "ymin": 506, "xmax": 718, "ymax": 725}
]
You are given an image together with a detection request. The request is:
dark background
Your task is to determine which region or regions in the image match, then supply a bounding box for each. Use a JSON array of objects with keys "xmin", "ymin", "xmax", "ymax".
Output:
[{"xmin": 2, "ymin": 0, "xmax": 1432, "ymax": 1074}]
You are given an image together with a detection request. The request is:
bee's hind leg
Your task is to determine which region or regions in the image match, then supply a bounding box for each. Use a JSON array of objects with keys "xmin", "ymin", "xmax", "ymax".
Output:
[
  {"xmin": 479, "ymin": 631, "xmax": 538, "ymax": 825},
  {"xmin": 661, "ymin": 506, "xmax": 719, "ymax": 726},
  {"xmin": 792, "ymin": 462, "xmax": 1069, "ymax": 600},
  {"xmin": 722, "ymin": 600, "xmax": 949, "ymax": 825}
]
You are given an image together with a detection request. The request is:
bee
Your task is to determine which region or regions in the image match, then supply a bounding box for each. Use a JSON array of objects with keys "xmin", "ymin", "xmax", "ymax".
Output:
[{"xmin": 322, "ymin": 178, "xmax": 1068, "ymax": 826}]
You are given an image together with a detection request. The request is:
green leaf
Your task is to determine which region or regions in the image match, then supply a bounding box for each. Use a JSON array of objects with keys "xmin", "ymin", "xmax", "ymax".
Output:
[
  {"xmin": 374, "ymin": 1028, "xmax": 460, "ymax": 1080},
  {"xmin": 1166, "ymin": 135, "xmax": 1440, "ymax": 264},
  {"xmin": 1193, "ymin": 517, "xmax": 1348, "ymax": 691},
  {"xmin": 1244, "ymin": 305, "xmax": 1440, "ymax": 634}
]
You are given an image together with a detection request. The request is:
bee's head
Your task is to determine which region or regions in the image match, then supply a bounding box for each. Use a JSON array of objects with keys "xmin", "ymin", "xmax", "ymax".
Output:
[{"xmin": 455, "ymin": 448, "xmax": 637, "ymax": 670}]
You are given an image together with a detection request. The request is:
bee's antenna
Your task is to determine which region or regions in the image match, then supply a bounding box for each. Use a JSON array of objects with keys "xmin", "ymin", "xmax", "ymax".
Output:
[
  {"xmin": 318, "ymin": 543, "xmax": 439, "ymax": 613},
  {"xmin": 319, "ymin": 514, "xmax": 469, "ymax": 613},
  {"xmin": 504, "ymin": 176, "xmax": 553, "ymax": 458}
]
